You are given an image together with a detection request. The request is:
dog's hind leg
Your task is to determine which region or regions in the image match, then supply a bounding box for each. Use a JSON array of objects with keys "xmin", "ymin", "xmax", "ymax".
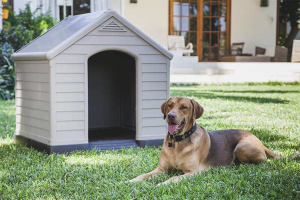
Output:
[{"xmin": 234, "ymin": 135, "xmax": 267, "ymax": 164}]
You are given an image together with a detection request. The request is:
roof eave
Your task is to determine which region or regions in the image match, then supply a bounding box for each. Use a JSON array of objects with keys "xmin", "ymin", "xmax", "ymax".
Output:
[{"xmin": 11, "ymin": 52, "xmax": 48, "ymax": 61}]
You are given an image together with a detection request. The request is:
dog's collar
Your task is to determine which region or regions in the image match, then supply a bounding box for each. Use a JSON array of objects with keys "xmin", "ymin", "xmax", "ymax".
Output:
[{"xmin": 168, "ymin": 123, "xmax": 197, "ymax": 147}]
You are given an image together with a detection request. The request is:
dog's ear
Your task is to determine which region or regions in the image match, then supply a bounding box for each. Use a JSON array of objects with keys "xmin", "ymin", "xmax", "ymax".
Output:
[
  {"xmin": 161, "ymin": 98, "xmax": 171, "ymax": 119},
  {"xmin": 190, "ymin": 99, "xmax": 204, "ymax": 121}
]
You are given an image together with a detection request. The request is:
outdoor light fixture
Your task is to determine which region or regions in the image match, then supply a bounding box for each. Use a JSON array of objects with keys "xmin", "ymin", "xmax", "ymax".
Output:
[
  {"xmin": 130, "ymin": 0, "xmax": 137, "ymax": 3},
  {"xmin": 260, "ymin": 0, "xmax": 269, "ymax": 7}
]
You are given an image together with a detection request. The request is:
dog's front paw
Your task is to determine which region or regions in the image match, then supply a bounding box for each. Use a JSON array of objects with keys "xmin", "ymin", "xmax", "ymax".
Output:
[
  {"xmin": 129, "ymin": 177, "xmax": 141, "ymax": 182},
  {"xmin": 157, "ymin": 181, "xmax": 169, "ymax": 186}
]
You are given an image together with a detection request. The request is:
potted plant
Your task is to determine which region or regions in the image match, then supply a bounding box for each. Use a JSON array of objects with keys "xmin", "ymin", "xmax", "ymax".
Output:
[
  {"xmin": 2, "ymin": 4, "xmax": 10, "ymax": 20},
  {"xmin": 2, "ymin": 0, "xmax": 8, "ymax": 3}
]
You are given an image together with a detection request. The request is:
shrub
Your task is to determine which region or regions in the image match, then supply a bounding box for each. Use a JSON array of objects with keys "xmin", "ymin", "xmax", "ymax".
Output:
[
  {"xmin": 0, "ymin": 56, "xmax": 15, "ymax": 100},
  {"xmin": 0, "ymin": 3, "xmax": 57, "ymax": 100}
]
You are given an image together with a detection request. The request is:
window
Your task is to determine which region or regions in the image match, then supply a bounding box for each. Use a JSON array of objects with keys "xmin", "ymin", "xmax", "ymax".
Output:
[
  {"xmin": 169, "ymin": 0, "xmax": 231, "ymax": 61},
  {"xmin": 57, "ymin": 0, "xmax": 91, "ymax": 21},
  {"xmin": 170, "ymin": 0, "xmax": 198, "ymax": 56}
]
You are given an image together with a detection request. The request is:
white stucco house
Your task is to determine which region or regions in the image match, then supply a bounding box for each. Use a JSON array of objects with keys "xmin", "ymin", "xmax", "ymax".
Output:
[
  {"xmin": 8, "ymin": 0, "xmax": 279, "ymax": 58},
  {"xmin": 5, "ymin": 1, "xmax": 300, "ymax": 79}
]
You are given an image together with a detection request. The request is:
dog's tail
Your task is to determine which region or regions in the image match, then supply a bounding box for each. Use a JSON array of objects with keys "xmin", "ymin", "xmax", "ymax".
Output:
[
  {"xmin": 263, "ymin": 146, "xmax": 300, "ymax": 159},
  {"xmin": 263, "ymin": 146, "xmax": 280, "ymax": 159}
]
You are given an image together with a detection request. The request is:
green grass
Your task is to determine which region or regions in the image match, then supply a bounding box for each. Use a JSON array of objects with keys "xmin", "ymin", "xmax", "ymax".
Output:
[{"xmin": 1, "ymin": 84, "xmax": 300, "ymax": 199}]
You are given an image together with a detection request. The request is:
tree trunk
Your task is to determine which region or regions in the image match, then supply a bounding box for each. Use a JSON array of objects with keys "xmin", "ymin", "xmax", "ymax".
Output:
[{"xmin": 285, "ymin": 26, "xmax": 299, "ymax": 48}]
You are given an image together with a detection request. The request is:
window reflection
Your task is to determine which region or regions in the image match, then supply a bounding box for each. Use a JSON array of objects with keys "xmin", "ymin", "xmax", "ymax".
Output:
[
  {"xmin": 203, "ymin": 3, "xmax": 210, "ymax": 16},
  {"xmin": 211, "ymin": 18, "xmax": 218, "ymax": 31},
  {"xmin": 219, "ymin": 17, "xmax": 226, "ymax": 32},
  {"xmin": 73, "ymin": 0, "xmax": 91, "ymax": 15},
  {"xmin": 174, "ymin": 1, "xmax": 181, "ymax": 15},
  {"xmin": 190, "ymin": 3, "xmax": 197, "ymax": 16},
  {"xmin": 182, "ymin": 17, "xmax": 189, "ymax": 31},
  {"xmin": 173, "ymin": 17, "xmax": 181, "ymax": 31}
]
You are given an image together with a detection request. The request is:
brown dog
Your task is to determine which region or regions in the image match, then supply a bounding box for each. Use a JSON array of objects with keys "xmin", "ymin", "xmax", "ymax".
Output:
[{"xmin": 130, "ymin": 97, "xmax": 280, "ymax": 185}]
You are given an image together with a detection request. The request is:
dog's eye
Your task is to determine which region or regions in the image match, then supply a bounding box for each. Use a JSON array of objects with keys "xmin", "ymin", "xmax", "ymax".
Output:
[
  {"xmin": 168, "ymin": 104, "xmax": 173, "ymax": 108},
  {"xmin": 180, "ymin": 106, "xmax": 187, "ymax": 110}
]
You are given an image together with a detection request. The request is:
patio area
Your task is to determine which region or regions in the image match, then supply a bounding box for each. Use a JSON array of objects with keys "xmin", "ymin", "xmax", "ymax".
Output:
[{"xmin": 170, "ymin": 57, "xmax": 300, "ymax": 84}]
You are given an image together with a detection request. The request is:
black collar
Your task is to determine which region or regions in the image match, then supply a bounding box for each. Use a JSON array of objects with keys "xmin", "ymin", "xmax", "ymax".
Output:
[{"xmin": 168, "ymin": 123, "xmax": 197, "ymax": 144}]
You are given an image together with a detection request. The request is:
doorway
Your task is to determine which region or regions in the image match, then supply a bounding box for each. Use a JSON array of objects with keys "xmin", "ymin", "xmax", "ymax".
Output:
[{"xmin": 88, "ymin": 51, "xmax": 136, "ymax": 142}]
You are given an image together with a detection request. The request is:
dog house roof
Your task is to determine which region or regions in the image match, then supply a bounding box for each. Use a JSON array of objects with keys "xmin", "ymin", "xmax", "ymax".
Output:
[{"xmin": 12, "ymin": 10, "xmax": 173, "ymax": 61}]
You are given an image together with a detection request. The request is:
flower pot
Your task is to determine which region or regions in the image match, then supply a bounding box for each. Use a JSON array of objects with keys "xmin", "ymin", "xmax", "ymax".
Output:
[{"xmin": 2, "ymin": 8, "xmax": 9, "ymax": 19}]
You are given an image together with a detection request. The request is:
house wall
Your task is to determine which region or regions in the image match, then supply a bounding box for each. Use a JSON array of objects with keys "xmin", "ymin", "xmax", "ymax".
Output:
[
  {"xmin": 50, "ymin": 17, "xmax": 168, "ymax": 145},
  {"xmin": 231, "ymin": 0, "xmax": 277, "ymax": 56},
  {"xmin": 13, "ymin": 0, "xmax": 37, "ymax": 14},
  {"xmin": 123, "ymin": 0, "xmax": 169, "ymax": 48},
  {"xmin": 15, "ymin": 60, "xmax": 51, "ymax": 145}
]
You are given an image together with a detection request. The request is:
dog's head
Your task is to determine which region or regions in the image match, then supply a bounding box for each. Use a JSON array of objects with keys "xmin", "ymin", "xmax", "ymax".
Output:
[{"xmin": 161, "ymin": 97, "xmax": 204, "ymax": 135}]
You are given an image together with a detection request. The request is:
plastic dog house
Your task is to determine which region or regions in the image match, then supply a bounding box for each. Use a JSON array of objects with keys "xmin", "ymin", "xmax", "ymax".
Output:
[{"xmin": 11, "ymin": 10, "xmax": 173, "ymax": 153}]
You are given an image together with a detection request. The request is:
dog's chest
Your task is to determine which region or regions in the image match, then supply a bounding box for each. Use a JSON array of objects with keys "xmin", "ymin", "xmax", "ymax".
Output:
[{"xmin": 167, "ymin": 146, "xmax": 199, "ymax": 171}]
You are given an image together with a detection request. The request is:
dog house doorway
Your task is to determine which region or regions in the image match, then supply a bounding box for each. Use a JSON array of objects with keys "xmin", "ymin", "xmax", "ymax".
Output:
[{"xmin": 88, "ymin": 50, "xmax": 136, "ymax": 143}]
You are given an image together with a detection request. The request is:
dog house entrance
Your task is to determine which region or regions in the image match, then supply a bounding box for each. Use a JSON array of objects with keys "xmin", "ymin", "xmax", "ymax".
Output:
[{"xmin": 88, "ymin": 51, "xmax": 136, "ymax": 148}]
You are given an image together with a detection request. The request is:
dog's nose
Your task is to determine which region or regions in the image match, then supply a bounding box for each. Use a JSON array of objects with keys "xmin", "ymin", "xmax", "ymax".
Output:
[{"xmin": 168, "ymin": 112, "xmax": 176, "ymax": 120}]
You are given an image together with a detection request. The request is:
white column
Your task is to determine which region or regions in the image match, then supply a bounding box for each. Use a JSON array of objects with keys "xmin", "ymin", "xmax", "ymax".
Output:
[{"xmin": 0, "ymin": 2, "xmax": 2, "ymax": 30}]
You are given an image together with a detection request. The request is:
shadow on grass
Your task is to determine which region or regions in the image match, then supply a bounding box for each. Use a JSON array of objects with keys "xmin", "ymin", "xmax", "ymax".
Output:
[
  {"xmin": 204, "ymin": 90, "xmax": 300, "ymax": 94},
  {"xmin": 171, "ymin": 91, "xmax": 289, "ymax": 104},
  {"xmin": 249, "ymin": 128, "xmax": 290, "ymax": 142}
]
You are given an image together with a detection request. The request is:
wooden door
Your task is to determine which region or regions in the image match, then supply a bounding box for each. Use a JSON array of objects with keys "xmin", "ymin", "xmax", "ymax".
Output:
[{"xmin": 169, "ymin": 0, "xmax": 231, "ymax": 61}]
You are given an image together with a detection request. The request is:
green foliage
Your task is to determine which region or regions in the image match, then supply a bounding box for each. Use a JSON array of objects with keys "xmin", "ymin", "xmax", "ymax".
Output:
[
  {"xmin": 0, "ymin": 3, "xmax": 57, "ymax": 100},
  {"xmin": 280, "ymin": 0, "xmax": 300, "ymax": 27},
  {"xmin": 0, "ymin": 84, "xmax": 299, "ymax": 199},
  {"xmin": 3, "ymin": 3, "xmax": 57, "ymax": 52},
  {"xmin": 0, "ymin": 57, "xmax": 15, "ymax": 100}
]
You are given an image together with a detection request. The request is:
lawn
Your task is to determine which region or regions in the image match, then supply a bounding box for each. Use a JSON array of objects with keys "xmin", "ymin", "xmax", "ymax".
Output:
[{"xmin": 0, "ymin": 83, "xmax": 300, "ymax": 199}]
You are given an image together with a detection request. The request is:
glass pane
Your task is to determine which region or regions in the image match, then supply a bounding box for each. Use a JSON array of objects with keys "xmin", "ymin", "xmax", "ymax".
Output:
[
  {"xmin": 190, "ymin": 17, "xmax": 197, "ymax": 31},
  {"xmin": 203, "ymin": 33, "xmax": 210, "ymax": 46},
  {"xmin": 190, "ymin": 2, "xmax": 197, "ymax": 16},
  {"xmin": 220, "ymin": 32, "xmax": 226, "ymax": 47},
  {"xmin": 181, "ymin": 17, "xmax": 189, "ymax": 31},
  {"xmin": 190, "ymin": 32, "xmax": 197, "ymax": 46},
  {"xmin": 220, "ymin": 3, "xmax": 227, "ymax": 17},
  {"xmin": 182, "ymin": 1, "xmax": 189, "ymax": 16},
  {"xmin": 219, "ymin": 47, "xmax": 225, "ymax": 56},
  {"xmin": 203, "ymin": 3, "xmax": 210, "ymax": 16},
  {"xmin": 211, "ymin": 3, "xmax": 218, "ymax": 16},
  {"xmin": 73, "ymin": 0, "xmax": 90, "ymax": 15},
  {"xmin": 66, "ymin": 6, "xmax": 72, "ymax": 17},
  {"xmin": 211, "ymin": 48, "xmax": 218, "ymax": 60},
  {"xmin": 173, "ymin": 17, "xmax": 181, "ymax": 31},
  {"xmin": 203, "ymin": 18, "xmax": 210, "ymax": 31},
  {"xmin": 211, "ymin": 18, "xmax": 218, "ymax": 31},
  {"xmin": 59, "ymin": 5, "xmax": 64, "ymax": 21},
  {"xmin": 211, "ymin": 33, "xmax": 218, "ymax": 46},
  {"xmin": 203, "ymin": 48, "xmax": 210, "ymax": 61},
  {"xmin": 192, "ymin": 47, "xmax": 197, "ymax": 56},
  {"xmin": 173, "ymin": 1, "xmax": 181, "ymax": 15},
  {"xmin": 181, "ymin": 32, "xmax": 188, "ymax": 45},
  {"xmin": 219, "ymin": 17, "xmax": 226, "ymax": 31},
  {"xmin": 173, "ymin": 31, "xmax": 180, "ymax": 36}
]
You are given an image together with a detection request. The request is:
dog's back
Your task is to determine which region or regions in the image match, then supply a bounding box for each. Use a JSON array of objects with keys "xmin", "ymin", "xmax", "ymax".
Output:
[{"xmin": 206, "ymin": 129, "xmax": 251, "ymax": 167}]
